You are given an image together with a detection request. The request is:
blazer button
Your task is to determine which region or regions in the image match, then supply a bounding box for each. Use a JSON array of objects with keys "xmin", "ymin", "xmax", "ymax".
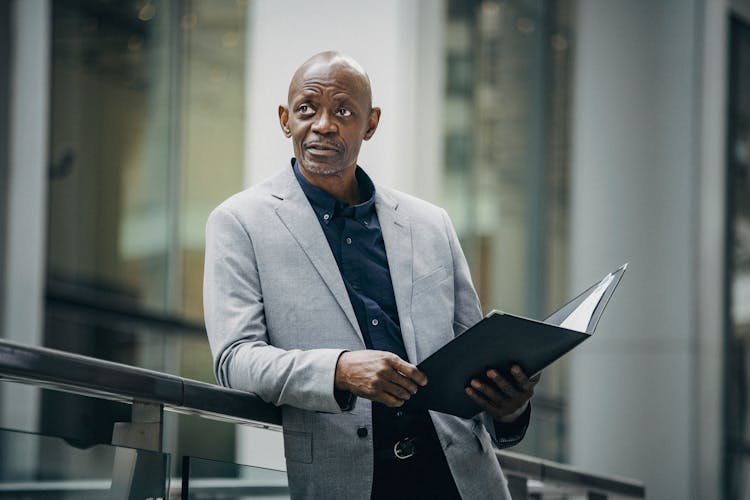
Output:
[{"xmin": 357, "ymin": 426, "xmax": 368, "ymax": 438}]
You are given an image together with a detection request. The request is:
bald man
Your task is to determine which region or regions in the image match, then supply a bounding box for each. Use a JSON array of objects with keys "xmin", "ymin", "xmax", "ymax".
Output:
[{"xmin": 204, "ymin": 51, "xmax": 537, "ymax": 499}]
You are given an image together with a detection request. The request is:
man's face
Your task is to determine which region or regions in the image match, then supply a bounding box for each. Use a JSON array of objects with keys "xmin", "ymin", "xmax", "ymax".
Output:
[{"xmin": 279, "ymin": 60, "xmax": 380, "ymax": 176}]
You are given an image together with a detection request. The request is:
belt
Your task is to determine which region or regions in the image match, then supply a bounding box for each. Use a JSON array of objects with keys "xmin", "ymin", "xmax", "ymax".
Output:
[{"xmin": 374, "ymin": 436, "xmax": 420, "ymax": 461}]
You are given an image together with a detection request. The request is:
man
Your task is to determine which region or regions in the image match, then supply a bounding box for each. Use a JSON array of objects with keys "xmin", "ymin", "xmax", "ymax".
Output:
[{"xmin": 204, "ymin": 51, "xmax": 539, "ymax": 499}]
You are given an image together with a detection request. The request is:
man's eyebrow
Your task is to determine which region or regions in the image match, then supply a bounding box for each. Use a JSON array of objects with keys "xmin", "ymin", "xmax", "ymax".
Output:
[
  {"xmin": 331, "ymin": 94, "xmax": 362, "ymax": 107},
  {"xmin": 291, "ymin": 91, "xmax": 319, "ymax": 105}
]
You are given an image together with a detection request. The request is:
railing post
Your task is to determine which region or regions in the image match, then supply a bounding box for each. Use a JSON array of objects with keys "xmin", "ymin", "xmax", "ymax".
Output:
[
  {"xmin": 507, "ymin": 474, "xmax": 528, "ymax": 499},
  {"xmin": 110, "ymin": 401, "xmax": 167, "ymax": 499},
  {"xmin": 112, "ymin": 401, "xmax": 164, "ymax": 452}
]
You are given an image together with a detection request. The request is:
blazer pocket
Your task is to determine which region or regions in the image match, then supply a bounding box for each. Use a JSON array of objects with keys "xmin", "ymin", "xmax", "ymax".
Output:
[
  {"xmin": 412, "ymin": 265, "xmax": 450, "ymax": 297},
  {"xmin": 283, "ymin": 430, "xmax": 312, "ymax": 464}
]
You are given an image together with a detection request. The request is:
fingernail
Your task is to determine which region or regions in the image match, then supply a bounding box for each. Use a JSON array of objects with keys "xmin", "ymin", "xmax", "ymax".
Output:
[
  {"xmin": 488, "ymin": 370, "xmax": 498, "ymax": 379},
  {"xmin": 471, "ymin": 380, "xmax": 481, "ymax": 388}
]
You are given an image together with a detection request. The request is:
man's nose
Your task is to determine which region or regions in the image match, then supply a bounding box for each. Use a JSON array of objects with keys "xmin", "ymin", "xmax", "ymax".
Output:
[{"xmin": 311, "ymin": 109, "xmax": 337, "ymax": 134}]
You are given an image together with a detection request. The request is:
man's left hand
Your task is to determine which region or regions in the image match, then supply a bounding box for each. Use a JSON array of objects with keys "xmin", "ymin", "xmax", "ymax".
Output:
[{"xmin": 465, "ymin": 365, "xmax": 540, "ymax": 422}]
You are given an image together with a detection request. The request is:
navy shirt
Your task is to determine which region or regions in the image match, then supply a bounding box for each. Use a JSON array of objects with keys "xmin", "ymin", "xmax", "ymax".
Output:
[
  {"xmin": 292, "ymin": 159, "xmax": 409, "ymax": 361},
  {"xmin": 291, "ymin": 159, "xmax": 531, "ymax": 448}
]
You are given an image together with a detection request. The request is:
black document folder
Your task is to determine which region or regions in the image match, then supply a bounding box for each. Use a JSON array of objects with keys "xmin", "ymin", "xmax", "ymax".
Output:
[{"xmin": 406, "ymin": 264, "xmax": 628, "ymax": 418}]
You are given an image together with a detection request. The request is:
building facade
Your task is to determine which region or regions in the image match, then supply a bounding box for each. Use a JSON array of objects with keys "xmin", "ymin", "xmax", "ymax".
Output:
[{"xmin": 1, "ymin": 1, "xmax": 749, "ymax": 498}]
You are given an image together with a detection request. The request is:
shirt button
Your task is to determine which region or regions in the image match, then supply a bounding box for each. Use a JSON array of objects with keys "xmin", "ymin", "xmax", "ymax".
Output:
[
  {"xmin": 345, "ymin": 237, "xmax": 352, "ymax": 245},
  {"xmin": 362, "ymin": 219, "xmax": 369, "ymax": 225},
  {"xmin": 357, "ymin": 426, "xmax": 368, "ymax": 438},
  {"xmin": 323, "ymin": 214, "xmax": 330, "ymax": 221},
  {"xmin": 395, "ymin": 410, "xmax": 404, "ymax": 418},
  {"xmin": 371, "ymin": 319, "xmax": 379, "ymax": 326}
]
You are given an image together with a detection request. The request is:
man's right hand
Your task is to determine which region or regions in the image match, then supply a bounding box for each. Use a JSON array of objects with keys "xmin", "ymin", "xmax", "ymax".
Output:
[{"xmin": 334, "ymin": 350, "xmax": 428, "ymax": 407}]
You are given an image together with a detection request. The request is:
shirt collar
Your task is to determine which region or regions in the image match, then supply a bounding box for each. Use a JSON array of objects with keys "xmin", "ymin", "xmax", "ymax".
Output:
[{"xmin": 291, "ymin": 158, "xmax": 376, "ymax": 223}]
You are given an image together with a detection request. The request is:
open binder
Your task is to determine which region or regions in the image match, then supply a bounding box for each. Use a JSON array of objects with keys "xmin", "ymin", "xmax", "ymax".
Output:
[{"xmin": 406, "ymin": 263, "xmax": 628, "ymax": 418}]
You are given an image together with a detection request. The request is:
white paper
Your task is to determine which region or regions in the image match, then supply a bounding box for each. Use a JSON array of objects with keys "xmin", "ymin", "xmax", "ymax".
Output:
[{"xmin": 559, "ymin": 273, "xmax": 615, "ymax": 332}]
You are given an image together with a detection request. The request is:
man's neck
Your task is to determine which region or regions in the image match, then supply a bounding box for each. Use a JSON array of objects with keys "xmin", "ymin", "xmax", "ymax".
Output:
[{"xmin": 298, "ymin": 163, "xmax": 361, "ymax": 205}]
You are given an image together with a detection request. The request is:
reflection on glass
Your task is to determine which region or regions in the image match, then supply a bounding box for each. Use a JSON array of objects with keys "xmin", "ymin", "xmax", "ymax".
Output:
[
  {"xmin": 726, "ymin": 15, "xmax": 750, "ymax": 500},
  {"xmin": 443, "ymin": 0, "xmax": 572, "ymax": 461},
  {"xmin": 0, "ymin": 426, "xmax": 169, "ymax": 500},
  {"xmin": 45, "ymin": 0, "xmax": 247, "ymax": 484},
  {"xmin": 48, "ymin": 0, "xmax": 174, "ymax": 313},
  {"xmin": 181, "ymin": 456, "xmax": 289, "ymax": 500}
]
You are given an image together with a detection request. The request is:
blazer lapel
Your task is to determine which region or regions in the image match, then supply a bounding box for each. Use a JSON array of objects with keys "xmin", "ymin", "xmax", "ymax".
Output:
[
  {"xmin": 375, "ymin": 190, "xmax": 418, "ymax": 363},
  {"xmin": 271, "ymin": 169, "xmax": 365, "ymax": 346}
]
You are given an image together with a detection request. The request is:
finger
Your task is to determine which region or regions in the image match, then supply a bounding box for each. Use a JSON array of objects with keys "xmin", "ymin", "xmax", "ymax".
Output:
[
  {"xmin": 509, "ymin": 366, "xmax": 539, "ymax": 394},
  {"xmin": 465, "ymin": 387, "xmax": 502, "ymax": 420},
  {"xmin": 509, "ymin": 365, "xmax": 530, "ymax": 387},
  {"xmin": 470, "ymin": 378, "xmax": 508, "ymax": 406},
  {"xmin": 486, "ymin": 371, "xmax": 520, "ymax": 399},
  {"xmin": 379, "ymin": 358, "xmax": 419, "ymax": 395},
  {"xmin": 391, "ymin": 357, "xmax": 428, "ymax": 386},
  {"xmin": 380, "ymin": 392, "xmax": 406, "ymax": 407},
  {"xmin": 383, "ymin": 380, "xmax": 413, "ymax": 402},
  {"xmin": 388, "ymin": 371, "xmax": 419, "ymax": 395}
]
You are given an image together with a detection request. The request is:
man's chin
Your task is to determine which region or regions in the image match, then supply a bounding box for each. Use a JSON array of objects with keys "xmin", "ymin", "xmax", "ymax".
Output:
[{"xmin": 298, "ymin": 157, "xmax": 349, "ymax": 176}]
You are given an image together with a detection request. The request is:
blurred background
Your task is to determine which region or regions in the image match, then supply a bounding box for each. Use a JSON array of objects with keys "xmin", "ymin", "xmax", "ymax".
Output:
[{"xmin": 0, "ymin": 0, "xmax": 747, "ymax": 498}]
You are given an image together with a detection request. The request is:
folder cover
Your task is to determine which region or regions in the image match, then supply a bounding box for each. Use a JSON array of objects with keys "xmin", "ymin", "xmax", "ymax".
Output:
[{"xmin": 406, "ymin": 264, "xmax": 628, "ymax": 418}]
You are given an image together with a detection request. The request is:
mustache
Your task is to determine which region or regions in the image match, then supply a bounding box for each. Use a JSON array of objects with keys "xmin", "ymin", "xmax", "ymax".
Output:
[{"xmin": 304, "ymin": 141, "xmax": 343, "ymax": 152}]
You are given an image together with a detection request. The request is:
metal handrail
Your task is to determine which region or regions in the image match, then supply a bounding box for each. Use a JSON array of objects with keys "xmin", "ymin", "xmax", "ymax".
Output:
[
  {"xmin": 0, "ymin": 339, "xmax": 645, "ymax": 498},
  {"xmin": 497, "ymin": 450, "xmax": 646, "ymax": 498},
  {"xmin": 0, "ymin": 339, "xmax": 280, "ymax": 427}
]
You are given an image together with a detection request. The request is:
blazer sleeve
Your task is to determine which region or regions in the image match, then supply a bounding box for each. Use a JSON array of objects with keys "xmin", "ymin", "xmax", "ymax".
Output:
[
  {"xmin": 203, "ymin": 206, "xmax": 348, "ymax": 414},
  {"xmin": 440, "ymin": 209, "xmax": 531, "ymax": 446}
]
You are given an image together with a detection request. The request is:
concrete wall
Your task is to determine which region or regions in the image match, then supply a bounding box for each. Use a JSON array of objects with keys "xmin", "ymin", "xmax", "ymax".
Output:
[{"xmin": 568, "ymin": 0, "xmax": 725, "ymax": 498}]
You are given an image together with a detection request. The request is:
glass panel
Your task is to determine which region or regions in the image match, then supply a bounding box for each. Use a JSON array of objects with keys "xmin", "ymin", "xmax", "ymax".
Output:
[
  {"xmin": 180, "ymin": 456, "xmax": 289, "ymax": 500},
  {"xmin": 48, "ymin": 0, "xmax": 177, "ymax": 314},
  {"xmin": 179, "ymin": 0, "xmax": 247, "ymax": 323},
  {"xmin": 0, "ymin": 426, "xmax": 170, "ymax": 500},
  {"xmin": 46, "ymin": 0, "xmax": 247, "ymax": 337},
  {"xmin": 443, "ymin": 0, "xmax": 573, "ymax": 461},
  {"xmin": 726, "ymin": 14, "xmax": 750, "ymax": 500},
  {"xmin": 45, "ymin": 0, "xmax": 248, "ymax": 482}
]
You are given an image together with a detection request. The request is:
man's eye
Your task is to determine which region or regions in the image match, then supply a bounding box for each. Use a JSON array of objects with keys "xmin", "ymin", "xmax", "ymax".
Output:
[
  {"xmin": 297, "ymin": 104, "xmax": 314, "ymax": 115},
  {"xmin": 336, "ymin": 108, "xmax": 352, "ymax": 117}
]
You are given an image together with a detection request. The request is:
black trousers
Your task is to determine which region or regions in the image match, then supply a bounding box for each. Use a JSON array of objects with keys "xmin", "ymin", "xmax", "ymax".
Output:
[{"xmin": 370, "ymin": 404, "xmax": 462, "ymax": 500}]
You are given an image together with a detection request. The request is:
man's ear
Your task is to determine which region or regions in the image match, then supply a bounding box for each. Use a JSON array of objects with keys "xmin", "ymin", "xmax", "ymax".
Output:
[
  {"xmin": 278, "ymin": 105, "xmax": 292, "ymax": 137},
  {"xmin": 363, "ymin": 107, "xmax": 381, "ymax": 141}
]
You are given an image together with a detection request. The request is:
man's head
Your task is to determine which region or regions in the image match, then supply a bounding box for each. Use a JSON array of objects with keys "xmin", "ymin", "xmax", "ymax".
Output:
[{"xmin": 279, "ymin": 51, "xmax": 381, "ymax": 177}]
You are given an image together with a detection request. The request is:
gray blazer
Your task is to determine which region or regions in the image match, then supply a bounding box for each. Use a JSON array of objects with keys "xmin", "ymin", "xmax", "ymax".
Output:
[{"xmin": 204, "ymin": 166, "xmax": 514, "ymax": 499}]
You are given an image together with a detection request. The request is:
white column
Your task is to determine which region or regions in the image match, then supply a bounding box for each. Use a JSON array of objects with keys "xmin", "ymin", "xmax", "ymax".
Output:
[
  {"xmin": 243, "ymin": 0, "xmax": 444, "ymax": 201},
  {"xmin": 568, "ymin": 1, "xmax": 722, "ymax": 499},
  {"xmin": 1, "ymin": 0, "xmax": 50, "ymax": 477},
  {"xmin": 694, "ymin": 2, "xmax": 728, "ymax": 499},
  {"xmin": 3, "ymin": 1, "xmax": 49, "ymax": 346},
  {"xmin": 238, "ymin": 0, "xmax": 445, "ymax": 469}
]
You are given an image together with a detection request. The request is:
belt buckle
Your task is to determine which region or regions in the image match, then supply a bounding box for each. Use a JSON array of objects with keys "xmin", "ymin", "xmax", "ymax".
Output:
[{"xmin": 393, "ymin": 436, "xmax": 416, "ymax": 460}]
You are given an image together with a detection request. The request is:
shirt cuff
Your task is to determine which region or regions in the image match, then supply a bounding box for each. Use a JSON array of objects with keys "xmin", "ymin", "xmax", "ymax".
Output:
[
  {"xmin": 493, "ymin": 403, "xmax": 531, "ymax": 448},
  {"xmin": 334, "ymin": 388, "xmax": 356, "ymax": 411},
  {"xmin": 332, "ymin": 350, "xmax": 356, "ymax": 412}
]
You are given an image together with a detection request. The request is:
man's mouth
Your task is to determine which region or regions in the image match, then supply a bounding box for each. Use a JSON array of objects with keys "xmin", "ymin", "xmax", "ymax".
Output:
[{"xmin": 304, "ymin": 142, "xmax": 341, "ymax": 156}]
